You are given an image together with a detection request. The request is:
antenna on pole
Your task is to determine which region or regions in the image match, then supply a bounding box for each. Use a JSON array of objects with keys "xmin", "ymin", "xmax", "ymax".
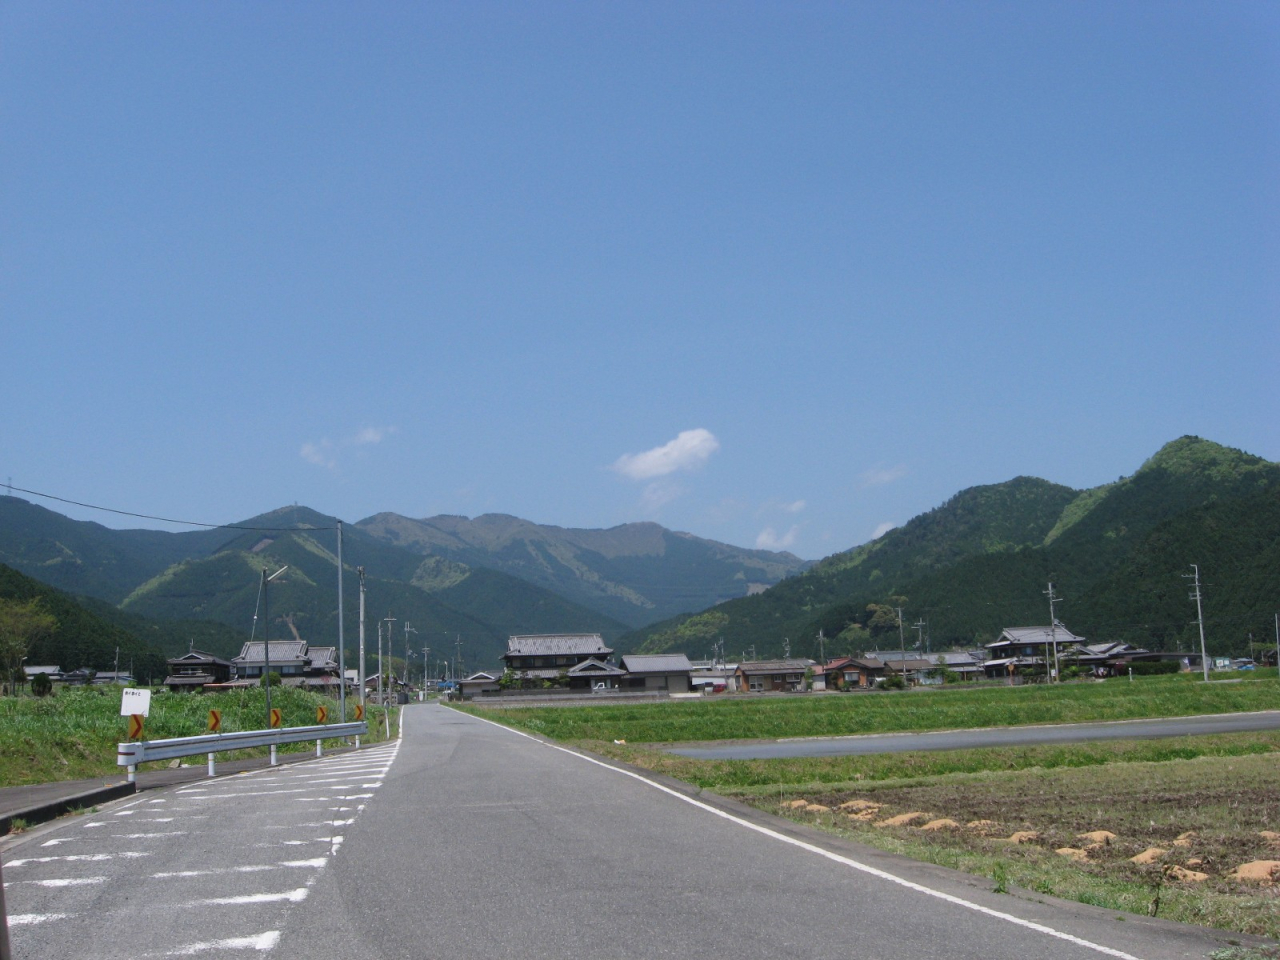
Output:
[{"xmin": 1184, "ymin": 564, "xmax": 1209, "ymax": 681}]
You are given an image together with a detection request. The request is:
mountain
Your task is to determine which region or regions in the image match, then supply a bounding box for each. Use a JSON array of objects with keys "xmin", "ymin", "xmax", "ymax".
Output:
[
  {"xmin": 115, "ymin": 507, "xmax": 629, "ymax": 671},
  {"xmin": 354, "ymin": 512, "xmax": 809, "ymax": 627},
  {"xmin": 0, "ymin": 563, "xmax": 170, "ymax": 681},
  {"xmin": 0, "ymin": 496, "xmax": 231, "ymax": 603},
  {"xmin": 622, "ymin": 437, "xmax": 1280, "ymax": 661}
]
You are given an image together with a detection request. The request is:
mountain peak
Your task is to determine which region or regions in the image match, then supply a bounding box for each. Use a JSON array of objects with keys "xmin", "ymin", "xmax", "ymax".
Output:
[{"xmin": 1136, "ymin": 436, "xmax": 1273, "ymax": 478}]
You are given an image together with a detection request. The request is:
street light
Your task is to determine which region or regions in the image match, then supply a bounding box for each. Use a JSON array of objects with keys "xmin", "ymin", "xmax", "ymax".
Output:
[{"xmin": 262, "ymin": 565, "xmax": 288, "ymax": 728}]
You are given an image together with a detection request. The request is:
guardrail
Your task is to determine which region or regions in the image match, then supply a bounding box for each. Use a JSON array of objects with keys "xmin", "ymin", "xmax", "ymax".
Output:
[{"xmin": 116, "ymin": 721, "xmax": 368, "ymax": 781}]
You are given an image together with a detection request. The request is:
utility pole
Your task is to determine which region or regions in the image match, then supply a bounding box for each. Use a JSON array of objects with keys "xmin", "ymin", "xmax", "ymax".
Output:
[
  {"xmin": 357, "ymin": 567, "xmax": 367, "ymax": 709},
  {"xmin": 816, "ymin": 630, "xmax": 825, "ymax": 666},
  {"xmin": 913, "ymin": 619, "xmax": 926, "ymax": 655},
  {"xmin": 262, "ymin": 566, "xmax": 287, "ymax": 727},
  {"xmin": 381, "ymin": 615, "xmax": 397, "ymax": 704},
  {"xmin": 337, "ymin": 522, "xmax": 346, "ymax": 721},
  {"xmin": 1184, "ymin": 565, "xmax": 1209, "ymax": 682},
  {"xmin": 454, "ymin": 634, "xmax": 463, "ymax": 681},
  {"xmin": 896, "ymin": 608, "xmax": 905, "ymax": 656},
  {"xmin": 404, "ymin": 622, "xmax": 418, "ymax": 686},
  {"xmin": 423, "ymin": 646, "xmax": 430, "ymax": 692},
  {"xmin": 1045, "ymin": 583, "xmax": 1062, "ymax": 683},
  {"xmin": 783, "ymin": 637, "xmax": 790, "ymax": 659}
]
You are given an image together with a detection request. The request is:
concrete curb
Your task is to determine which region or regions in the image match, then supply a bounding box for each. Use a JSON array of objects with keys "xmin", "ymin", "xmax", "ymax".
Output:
[{"xmin": 0, "ymin": 782, "xmax": 137, "ymax": 836}]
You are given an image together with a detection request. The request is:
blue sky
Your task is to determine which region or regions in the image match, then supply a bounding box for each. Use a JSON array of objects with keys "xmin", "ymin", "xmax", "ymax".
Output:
[{"xmin": 2, "ymin": 2, "xmax": 1276, "ymax": 559}]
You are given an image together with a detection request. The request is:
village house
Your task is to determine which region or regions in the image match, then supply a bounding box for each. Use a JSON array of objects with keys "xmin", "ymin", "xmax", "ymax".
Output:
[
  {"xmin": 163, "ymin": 648, "xmax": 233, "ymax": 692},
  {"xmin": 735, "ymin": 658, "xmax": 815, "ymax": 692},
  {"xmin": 501, "ymin": 633, "xmax": 615, "ymax": 682},
  {"xmin": 231, "ymin": 640, "xmax": 341, "ymax": 689},
  {"xmin": 619, "ymin": 654, "xmax": 693, "ymax": 693},
  {"xmin": 983, "ymin": 626, "xmax": 1085, "ymax": 679}
]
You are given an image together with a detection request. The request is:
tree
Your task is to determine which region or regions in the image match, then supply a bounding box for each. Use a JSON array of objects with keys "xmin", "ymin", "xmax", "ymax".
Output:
[
  {"xmin": 259, "ymin": 671, "xmax": 282, "ymax": 688},
  {"xmin": 0, "ymin": 597, "xmax": 58, "ymax": 695},
  {"xmin": 30, "ymin": 671, "xmax": 53, "ymax": 697}
]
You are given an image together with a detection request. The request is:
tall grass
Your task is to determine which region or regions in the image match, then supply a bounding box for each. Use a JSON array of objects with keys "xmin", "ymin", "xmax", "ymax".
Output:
[{"xmin": 0, "ymin": 685, "xmax": 392, "ymax": 786}]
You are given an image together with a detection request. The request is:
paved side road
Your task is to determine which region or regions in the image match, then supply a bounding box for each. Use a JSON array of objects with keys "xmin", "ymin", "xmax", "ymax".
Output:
[
  {"xmin": 5, "ymin": 705, "xmax": 1273, "ymax": 959},
  {"xmin": 666, "ymin": 709, "xmax": 1280, "ymax": 760}
]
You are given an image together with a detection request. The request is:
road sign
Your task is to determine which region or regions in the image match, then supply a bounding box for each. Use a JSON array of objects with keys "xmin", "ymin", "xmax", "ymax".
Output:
[
  {"xmin": 120, "ymin": 687, "xmax": 151, "ymax": 717},
  {"xmin": 208, "ymin": 710, "xmax": 221, "ymax": 733},
  {"xmin": 127, "ymin": 714, "xmax": 144, "ymax": 739},
  {"xmin": 354, "ymin": 703, "xmax": 364, "ymax": 721},
  {"xmin": 270, "ymin": 708, "xmax": 282, "ymax": 729},
  {"xmin": 316, "ymin": 705, "xmax": 328, "ymax": 724}
]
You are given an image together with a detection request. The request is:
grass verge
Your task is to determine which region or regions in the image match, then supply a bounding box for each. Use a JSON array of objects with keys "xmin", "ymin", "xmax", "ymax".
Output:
[{"xmin": 0, "ymin": 686, "xmax": 395, "ymax": 787}]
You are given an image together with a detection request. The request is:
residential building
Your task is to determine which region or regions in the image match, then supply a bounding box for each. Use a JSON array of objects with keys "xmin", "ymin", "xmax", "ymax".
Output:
[
  {"xmin": 163, "ymin": 649, "xmax": 232, "ymax": 692},
  {"xmin": 620, "ymin": 654, "xmax": 693, "ymax": 693}
]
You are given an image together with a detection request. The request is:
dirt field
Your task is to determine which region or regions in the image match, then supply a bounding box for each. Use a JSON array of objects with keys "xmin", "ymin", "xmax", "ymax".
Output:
[{"xmin": 757, "ymin": 752, "xmax": 1280, "ymax": 939}]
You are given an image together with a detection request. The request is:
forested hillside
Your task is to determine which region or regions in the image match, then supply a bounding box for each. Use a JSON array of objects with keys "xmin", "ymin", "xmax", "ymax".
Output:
[
  {"xmin": 0, "ymin": 564, "xmax": 169, "ymax": 681},
  {"xmin": 623, "ymin": 437, "xmax": 1280, "ymax": 661}
]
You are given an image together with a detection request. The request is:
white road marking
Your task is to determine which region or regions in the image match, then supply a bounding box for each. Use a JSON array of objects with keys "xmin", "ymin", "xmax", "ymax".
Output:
[
  {"xmin": 165, "ymin": 931, "xmax": 281, "ymax": 955},
  {"xmin": 467, "ymin": 711, "xmax": 1146, "ymax": 960},
  {"xmin": 6, "ymin": 876, "xmax": 106, "ymax": 888},
  {"xmin": 199, "ymin": 887, "xmax": 308, "ymax": 905},
  {"xmin": 5, "ymin": 852, "xmax": 148, "ymax": 867},
  {"xmin": 8, "ymin": 913, "xmax": 69, "ymax": 925},
  {"xmin": 151, "ymin": 859, "xmax": 327, "ymax": 879}
]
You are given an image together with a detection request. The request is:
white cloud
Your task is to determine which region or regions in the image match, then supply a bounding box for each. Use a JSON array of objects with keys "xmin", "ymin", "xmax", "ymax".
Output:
[
  {"xmin": 860, "ymin": 464, "xmax": 908, "ymax": 487},
  {"xmin": 782, "ymin": 499, "xmax": 806, "ymax": 514},
  {"xmin": 613, "ymin": 429, "xmax": 719, "ymax": 481},
  {"xmin": 300, "ymin": 440, "xmax": 336, "ymax": 470},
  {"xmin": 872, "ymin": 521, "xmax": 897, "ymax": 540},
  {"xmin": 756, "ymin": 525, "xmax": 799, "ymax": 551},
  {"xmin": 352, "ymin": 425, "xmax": 397, "ymax": 445},
  {"xmin": 301, "ymin": 425, "xmax": 398, "ymax": 470}
]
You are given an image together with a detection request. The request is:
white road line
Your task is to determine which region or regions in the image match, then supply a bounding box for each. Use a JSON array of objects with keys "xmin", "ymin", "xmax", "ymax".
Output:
[
  {"xmin": 466, "ymin": 711, "xmax": 1146, "ymax": 960},
  {"xmin": 8, "ymin": 913, "xmax": 69, "ymax": 925},
  {"xmin": 6, "ymin": 876, "xmax": 107, "ymax": 888},
  {"xmin": 165, "ymin": 931, "xmax": 281, "ymax": 955},
  {"xmin": 151, "ymin": 859, "xmax": 326, "ymax": 879},
  {"xmin": 5, "ymin": 852, "xmax": 149, "ymax": 867},
  {"xmin": 199, "ymin": 887, "xmax": 308, "ymax": 905}
]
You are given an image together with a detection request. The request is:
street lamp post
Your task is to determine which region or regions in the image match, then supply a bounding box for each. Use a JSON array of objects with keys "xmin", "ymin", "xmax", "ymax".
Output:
[{"xmin": 262, "ymin": 565, "xmax": 288, "ymax": 728}]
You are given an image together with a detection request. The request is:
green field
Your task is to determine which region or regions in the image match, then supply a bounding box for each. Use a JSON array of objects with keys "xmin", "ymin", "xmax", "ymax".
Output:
[
  {"xmin": 459, "ymin": 671, "xmax": 1280, "ymax": 744},
  {"xmin": 0, "ymin": 685, "xmax": 395, "ymax": 787}
]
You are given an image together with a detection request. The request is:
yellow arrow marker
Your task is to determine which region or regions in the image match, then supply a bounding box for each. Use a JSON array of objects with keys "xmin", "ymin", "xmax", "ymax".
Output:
[
  {"xmin": 208, "ymin": 709, "xmax": 222, "ymax": 733},
  {"xmin": 128, "ymin": 714, "xmax": 144, "ymax": 740},
  {"xmin": 354, "ymin": 703, "xmax": 364, "ymax": 721},
  {"xmin": 270, "ymin": 708, "xmax": 282, "ymax": 729},
  {"xmin": 316, "ymin": 705, "xmax": 328, "ymax": 724}
]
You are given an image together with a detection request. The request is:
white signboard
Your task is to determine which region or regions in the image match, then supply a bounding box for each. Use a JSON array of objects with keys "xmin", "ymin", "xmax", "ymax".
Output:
[{"xmin": 120, "ymin": 687, "xmax": 152, "ymax": 717}]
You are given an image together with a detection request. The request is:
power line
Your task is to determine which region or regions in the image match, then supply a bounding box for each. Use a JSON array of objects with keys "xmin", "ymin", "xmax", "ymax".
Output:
[{"xmin": 1, "ymin": 483, "xmax": 337, "ymax": 531}]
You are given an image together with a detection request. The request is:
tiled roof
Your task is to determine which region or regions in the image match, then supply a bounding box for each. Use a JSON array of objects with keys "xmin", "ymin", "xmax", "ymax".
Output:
[
  {"xmin": 233, "ymin": 640, "xmax": 309, "ymax": 663},
  {"xmin": 989, "ymin": 626, "xmax": 1084, "ymax": 647},
  {"xmin": 737, "ymin": 659, "xmax": 814, "ymax": 674},
  {"xmin": 621, "ymin": 654, "xmax": 693, "ymax": 674},
  {"xmin": 505, "ymin": 634, "xmax": 613, "ymax": 657}
]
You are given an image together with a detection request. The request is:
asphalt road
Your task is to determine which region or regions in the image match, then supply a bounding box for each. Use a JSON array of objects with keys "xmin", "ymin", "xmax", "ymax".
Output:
[
  {"xmin": 3, "ymin": 704, "xmax": 1267, "ymax": 959},
  {"xmin": 666, "ymin": 709, "xmax": 1280, "ymax": 760}
]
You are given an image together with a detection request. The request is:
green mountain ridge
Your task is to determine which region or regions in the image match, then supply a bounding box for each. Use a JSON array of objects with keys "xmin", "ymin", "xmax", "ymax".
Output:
[
  {"xmin": 354, "ymin": 512, "xmax": 808, "ymax": 628},
  {"xmin": 622, "ymin": 436, "xmax": 1280, "ymax": 662}
]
